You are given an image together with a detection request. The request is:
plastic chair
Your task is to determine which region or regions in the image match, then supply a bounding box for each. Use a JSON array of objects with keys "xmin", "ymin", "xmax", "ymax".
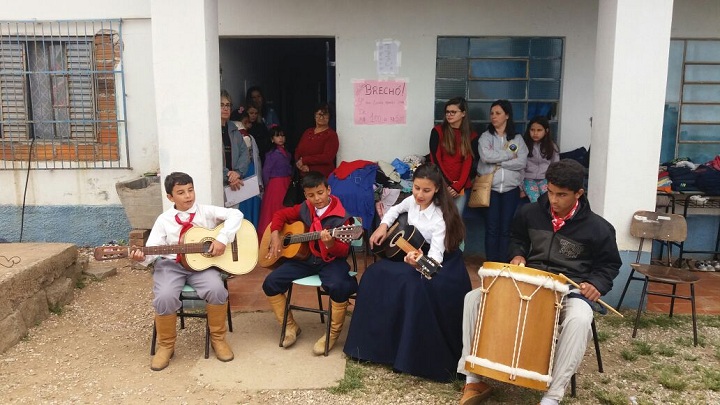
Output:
[
  {"xmin": 279, "ymin": 246, "xmax": 360, "ymax": 356},
  {"xmin": 151, "ymin": 275, "xmax": 233, "ymax": 359},
  {"xmin": 570, "ymin": 318, "xmax": 603, "ymax": 397},
  {"xmin": 615, "ymin": 210, "xmax": 699, "ymax": 346}
]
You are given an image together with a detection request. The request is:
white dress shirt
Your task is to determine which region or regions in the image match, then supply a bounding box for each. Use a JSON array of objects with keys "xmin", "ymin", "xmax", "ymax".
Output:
[
  {"xmin": 380, "ymin": 195, "xmax": 446, "ymax": 264},
  {"xmin": 142, "ymin": 203, "xmax": 244, "ymax": 266}
]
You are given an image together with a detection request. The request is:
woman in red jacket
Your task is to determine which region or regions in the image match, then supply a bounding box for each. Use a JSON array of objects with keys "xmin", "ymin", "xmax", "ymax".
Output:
[
  {"xmin": 429, "ymin": 97, "xmax": 478, "ymax": 216},
  {"xmin": 295, "ymin": 103, "xmax": 338, "ymax": 178}
]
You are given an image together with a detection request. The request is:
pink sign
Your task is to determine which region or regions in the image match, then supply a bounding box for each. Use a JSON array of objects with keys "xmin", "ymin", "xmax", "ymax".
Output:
[{"xmin": 353, "ymin": 80, "xmax": 407, "ymax": 125}]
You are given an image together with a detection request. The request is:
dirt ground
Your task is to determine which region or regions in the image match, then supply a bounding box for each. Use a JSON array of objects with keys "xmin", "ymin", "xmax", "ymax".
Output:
[{"xmin": 2, "ymin": 255, "xmax": 720, "ymax": 404}]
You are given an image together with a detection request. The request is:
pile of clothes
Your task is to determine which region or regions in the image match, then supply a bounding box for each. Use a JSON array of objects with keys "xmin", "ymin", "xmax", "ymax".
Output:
[{"xmin": 661, "ymin": 156, "xmax": 720, "ymax": 195}]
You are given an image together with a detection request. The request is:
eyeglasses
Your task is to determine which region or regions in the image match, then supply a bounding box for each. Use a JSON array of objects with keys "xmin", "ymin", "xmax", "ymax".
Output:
[
  {"xmin": 315, "ymin": 112, "xmax": 328, "ymax": 118},
  {"xmin": 221, "ymin": 103, "xmax": 232, "ymax": 109},
  {"xmin": 445, "ymin": 110, "xmax": 462, "ymax": 116}
]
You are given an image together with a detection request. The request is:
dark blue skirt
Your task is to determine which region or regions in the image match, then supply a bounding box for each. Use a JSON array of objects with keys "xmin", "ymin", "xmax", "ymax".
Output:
[{"xmin": 343, "ymin": 249, "xmax": 471, "ymax": 382}]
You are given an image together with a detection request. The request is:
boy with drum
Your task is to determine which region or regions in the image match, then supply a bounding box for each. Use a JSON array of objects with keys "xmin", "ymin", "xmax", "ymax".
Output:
[{"xmin": 458, "ymin": 159, "xmax": 621, "ymax": 405}]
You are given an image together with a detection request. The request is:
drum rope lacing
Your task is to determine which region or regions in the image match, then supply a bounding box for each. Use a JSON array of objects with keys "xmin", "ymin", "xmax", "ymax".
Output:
[{"xmin": 471, "ymin": 266, "xmax": 566, "ymax": 386}]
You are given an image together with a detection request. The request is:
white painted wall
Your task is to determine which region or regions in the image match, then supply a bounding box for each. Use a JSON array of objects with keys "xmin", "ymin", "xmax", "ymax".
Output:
[
  {"xmin": 219, "ymin": 0, "xmax": 600, "ymax": 163},
  {"xmin": 1, "ymin": 0, "xmax": 718, "ymax": 212},
  {"xmin": 0, "ymin": 2, "xmax": 156, "ymax": 206}
]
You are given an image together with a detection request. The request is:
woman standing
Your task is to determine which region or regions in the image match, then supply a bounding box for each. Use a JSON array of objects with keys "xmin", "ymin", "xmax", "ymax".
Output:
[
  {"xmin": 429, "ymin": 97, "xmax": 478, "ymax": 216},
  {"xmin": 295, "ymin": 103, "xmax": 338, "ymax": 178},
  {"xmin": 245, "ymin": 104, "xmax": 272, "ymax": 165},
  {"xmin": 477, "ymin": 100, "xmax": 528, "ymax": 262},
  {"xmin": 245, "ymin": 86, "xmax": 280, "ymax": 129},
  {"xmin": 220, "ymin": 90, "xmax": 249, "ymax": 202}
]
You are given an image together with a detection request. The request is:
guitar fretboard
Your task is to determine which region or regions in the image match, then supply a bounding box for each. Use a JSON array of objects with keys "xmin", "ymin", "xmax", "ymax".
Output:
[
  {"xmin": 139, "ymin": 243, "xmax": 208, "ymax": 255},
  {"xmin": 287, "ymin": 231, "xmax": 323, "ymax": 245},
  {"xmin": 395, "ymin": 237, "xmax": 420, "ymax": 255}
]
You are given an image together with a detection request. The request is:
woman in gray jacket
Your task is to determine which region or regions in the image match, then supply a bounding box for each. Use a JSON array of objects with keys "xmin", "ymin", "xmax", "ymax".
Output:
[{"xmin": 476, "ymin": 100, "xmax": 528, "ymax": 263}]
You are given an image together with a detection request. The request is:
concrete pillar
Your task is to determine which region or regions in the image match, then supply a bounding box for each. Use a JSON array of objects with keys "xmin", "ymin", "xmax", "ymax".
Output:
[
  {"xmin": 151, "ymin": 0, "xmax": 222, "ymax": 208},
  {"xmin": 590, "ymin": 0, "xmax": 674, "ymax": 250}
]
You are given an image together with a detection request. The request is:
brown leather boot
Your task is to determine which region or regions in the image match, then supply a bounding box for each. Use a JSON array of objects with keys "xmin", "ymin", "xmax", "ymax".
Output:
[
  {"xmin": 206, "ymin": 302, "xmax": 234, "ymax": 362},
  {"xmin": 313, "ymin": 300, "xmax": 348, "ymax": 355},
  {"xmin": 459, "ymin": 382, "xmax": 493, "ymax": 404},
  {"xmin": 151, "ymin": 313, "xmax": 177, "ymax": 371},
  {"xmin": 267, "ymin": 294, "xmax": 301, "ymax": 348}
]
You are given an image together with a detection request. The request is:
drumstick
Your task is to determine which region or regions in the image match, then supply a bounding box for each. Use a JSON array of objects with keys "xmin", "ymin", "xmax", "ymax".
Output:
[{"xmin": 559, "ymin": 274, "xmax": 624, "ymax": 317}]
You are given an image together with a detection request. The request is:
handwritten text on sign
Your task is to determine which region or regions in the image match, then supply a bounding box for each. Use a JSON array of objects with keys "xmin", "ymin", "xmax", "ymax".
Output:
[{"xmin": 354, "ymin": 80, "xmax": 407, "ymax": 125}]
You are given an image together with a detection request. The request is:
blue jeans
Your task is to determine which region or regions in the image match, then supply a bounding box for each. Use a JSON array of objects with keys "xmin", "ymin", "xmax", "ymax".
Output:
[{"xmin": 483, "ymin": 187, "xmax": 520, "ymax": 263}]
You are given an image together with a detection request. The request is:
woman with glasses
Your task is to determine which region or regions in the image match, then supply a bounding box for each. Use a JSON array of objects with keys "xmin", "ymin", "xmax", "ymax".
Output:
[
  {"xmin": 294, "ymin": 103, "xmax": 338, "ymax": 178},
  {"xmin": 477, "ymin": 99, "xmax": 528, "ymax": 263},
  {"xmin": 429, "ymin": 97, "xmax": 479, "ymax": 217},
  {"xmin": 220, "ymin": 90, "xmax": 249, "ymax": 204}
]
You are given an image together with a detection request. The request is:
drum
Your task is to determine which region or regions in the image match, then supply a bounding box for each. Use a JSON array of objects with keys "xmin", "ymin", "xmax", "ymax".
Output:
[{"xmin": 464, "ymin": 262, "xmax": 570, "ymax": 391}]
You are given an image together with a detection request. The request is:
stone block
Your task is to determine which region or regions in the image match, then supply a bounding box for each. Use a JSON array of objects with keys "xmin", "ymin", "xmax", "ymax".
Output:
[
  {"xmin": 62, "ymin": 256, "xmax": 88, "ymax": 285},
  {"xmin": 84, "ymin": 262, "xmax": 118, "ymax": 281},
  {"xmin": 0, "ymin": 312, "xmax": 28, "ymax": 355},
  {"xmin": 0, "ymin": 298, "xmax": 11, "ymax": 321},
  {"xmin": 18, "ymin": 290, "xmax": 50, "ymax": 328},
  {"xmin": 45, "ymin": 277, "xmax": 74, "ymax": 309}
]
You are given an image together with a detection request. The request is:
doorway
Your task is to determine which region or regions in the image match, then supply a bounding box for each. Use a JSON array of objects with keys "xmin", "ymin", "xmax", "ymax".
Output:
[{"xmin": 219, "ymin": 37, "xmax": 335, "ymax": 154}]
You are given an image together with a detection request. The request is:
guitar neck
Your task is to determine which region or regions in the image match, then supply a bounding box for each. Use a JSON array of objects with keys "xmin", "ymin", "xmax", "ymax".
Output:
[
  {"xmin": 395, "ymin": 237, "xmax": 420, "ymax": 255},
  {"xmin": 286, "ymin": 231, "xmax": 323, "ymax": 245},
  {"xmin": 139, "ymin": 243, "xmax": 207, "ymax": 256}
]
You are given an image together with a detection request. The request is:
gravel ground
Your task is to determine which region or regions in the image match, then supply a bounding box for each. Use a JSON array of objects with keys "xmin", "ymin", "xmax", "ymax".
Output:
[{"xmin": 1, "ymin": 253, "xmax": 719, "ymax": 404}]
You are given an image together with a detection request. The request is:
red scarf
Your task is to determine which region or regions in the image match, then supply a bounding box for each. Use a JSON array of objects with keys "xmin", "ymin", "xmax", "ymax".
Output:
[
  {"xmin": 174, "ymin": 212, "xmax": 195, "ymax": 262},
  {"xmin": 551, "ymin": 200, "xmax": 579, "ymax": 233}
]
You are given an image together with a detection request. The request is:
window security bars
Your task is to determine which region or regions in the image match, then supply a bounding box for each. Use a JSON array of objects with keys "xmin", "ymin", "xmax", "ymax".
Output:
[{"xmin": 0, "ymin": 19, "xmax": 128, "ymax": 169}]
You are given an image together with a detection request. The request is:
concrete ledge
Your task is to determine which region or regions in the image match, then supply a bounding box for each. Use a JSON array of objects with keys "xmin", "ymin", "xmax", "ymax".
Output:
[{"xmin": 0, "ymin": 243, "xmax": 86, "ymax": 354}]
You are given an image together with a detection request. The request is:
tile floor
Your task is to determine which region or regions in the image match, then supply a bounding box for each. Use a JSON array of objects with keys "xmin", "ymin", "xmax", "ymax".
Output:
[{"xmin": 227, "ymin": 252, "xmax": 720, "ymax": 316}]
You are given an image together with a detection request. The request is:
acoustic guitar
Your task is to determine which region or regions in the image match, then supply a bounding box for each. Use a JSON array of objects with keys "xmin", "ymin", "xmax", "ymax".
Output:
[
  {"xmin": 258, "ymin": 221, "xmax": 363, "ymax": 268},
  {"xmin": 93, "ymin": 219, "xmax": 258, "ymax": 275},
  {"xmin": 371, "ymin": 212, "xmax": 441, "ymax": 278}
]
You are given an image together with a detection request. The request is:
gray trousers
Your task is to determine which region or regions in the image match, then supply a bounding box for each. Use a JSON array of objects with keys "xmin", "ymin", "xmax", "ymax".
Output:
[
  {"xmin": 457, "ymin": 288, "xmax": 593, "ymax": 401},
  {"xmin": 152, "ymin": 258, "xmax": 228, "ymax": 315}
]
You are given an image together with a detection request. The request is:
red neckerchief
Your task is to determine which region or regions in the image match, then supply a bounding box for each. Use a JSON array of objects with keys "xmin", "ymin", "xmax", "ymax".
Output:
[
  {"xmin": 551, "ymin": 200, "xmax": 579, "ymax": 233},
  {"xmin": 174, "ymin": 212, "xmax": 195, "ymax": 262}
]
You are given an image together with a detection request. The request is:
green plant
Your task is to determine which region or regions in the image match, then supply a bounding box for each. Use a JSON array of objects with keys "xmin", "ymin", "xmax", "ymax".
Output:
[
  {"xmin": 631, "ymin": 341, "xmax": 653, "ymax": 355},
  {"xmin": 49, "ymin": 304, "xmax": 63, "ymax": 315},
  {"xmin": 697, "ymin": 366, "xmax": 720, "ymax": 391},
  {"xmin": 619, "ymin": 370, "xmax": 649, "ymax": 382},
  {"xmin": 75, "ymin": 277, "xmax": 87, "ymax": 289},
  {"xmin": 596, "ymin": 330, "xmax": 613, "ymax": 343},
  {"xmin": 656, "ymin": 343, "xmax": 675, "ymax": 357},
  {"xmin": 593, "ymin": 388, "xmax": 627, "ymax": 405},
  {"xmin": 329, "ymin": 361, "xmax": 364, "ymax": 394},
  {"xmin": 621, "ymin": 349, "xmax": 638, "ymax": 361},
  {"xmin": 658, "ymin": 365, "xmax": 686, "ymax": 391}
]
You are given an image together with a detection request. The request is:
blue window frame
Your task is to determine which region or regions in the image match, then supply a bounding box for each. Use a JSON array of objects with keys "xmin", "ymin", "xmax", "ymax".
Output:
[{"xmin": 436, "ymin": 36, "xmax": 563, "ymax": 139}]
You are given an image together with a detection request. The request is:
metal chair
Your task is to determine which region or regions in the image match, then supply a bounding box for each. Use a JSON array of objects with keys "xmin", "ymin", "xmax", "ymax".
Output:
[
  {"xmin": 615, "ymin": 210, "xmax": 699, "ymax": 346},
  {"xmin": 279, "ymin": 245, "xmax": 360, "ymax": 356},
  {"xmin": 151, "ymin": 275, "xmax": 233, "ymax": 358}
]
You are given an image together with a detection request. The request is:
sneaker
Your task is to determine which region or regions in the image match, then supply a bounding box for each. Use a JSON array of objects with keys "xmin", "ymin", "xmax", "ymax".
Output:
[{"xmin": 460, "ymin": 382, "xmax": 493, "ymax": 405}]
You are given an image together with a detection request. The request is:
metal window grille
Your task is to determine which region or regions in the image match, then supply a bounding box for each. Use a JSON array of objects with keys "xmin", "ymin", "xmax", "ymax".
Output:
[
  {"xmin": 663, "ymin": 39, "xmax": 720, "ymax": 163},
  {"xmin": 0, "ymin": 19, "xmax": 128, "ymax": 169},
  {"xmin": 435, "ymin": 36, "xmax": 564, "ymax": 141}
]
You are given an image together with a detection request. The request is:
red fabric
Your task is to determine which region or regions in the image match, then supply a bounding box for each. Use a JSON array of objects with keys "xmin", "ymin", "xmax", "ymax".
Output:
[
  {"xmin": 174, "ymin": 212, "xmax": 195, "ymax": 262},
  {"xmin": 295, "ymin": 127, "xmax": 339, "ymax": 178},
  {"xmin": 551, "ymin": 200, "xmax": 579, "ymax": 233},
  {"xmin": 332, "ymin": 160, "xmax": 375, "ymax": 180},
  {"xmin": 258, "ymin": 176, "xmax": 291, "ymax": 238},
  {"xmin": 269, "ymin": 196, "xmax": 350, "ymax": 262},
  {"xmin": 430, "ymin": 125, "xmax": 478, "ymax": 192}
]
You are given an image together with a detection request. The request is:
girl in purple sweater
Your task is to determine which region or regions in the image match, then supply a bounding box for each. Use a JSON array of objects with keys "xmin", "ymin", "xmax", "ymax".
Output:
[
  {"xmin": 521, "ymin": 116, "xmax": 559, "ymax": 202},
  {"xmin": 258, "ymin": 126, "xmax": 293, "ymax": 236}
]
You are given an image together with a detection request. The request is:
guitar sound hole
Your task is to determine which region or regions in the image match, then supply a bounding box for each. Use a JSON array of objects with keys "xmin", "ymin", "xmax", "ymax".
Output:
[
  {"xmin": 390, "ymin": 231, "xmax": 404, "ymax": 248},
  {"xmin": 201, "ymin": 240, "xmax": 213, "ymax": 257}
]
